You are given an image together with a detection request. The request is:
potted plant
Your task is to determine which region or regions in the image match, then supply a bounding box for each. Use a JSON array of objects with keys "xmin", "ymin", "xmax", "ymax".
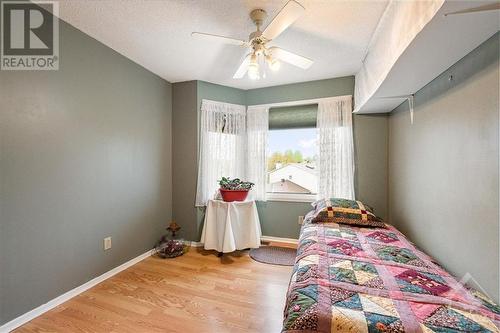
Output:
[{"xmin": 218, "ymin": 177, "xmax": 255, "ymax": 202}]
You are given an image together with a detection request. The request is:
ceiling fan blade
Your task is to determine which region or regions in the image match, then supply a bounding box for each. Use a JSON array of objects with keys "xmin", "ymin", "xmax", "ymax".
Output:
[
  {"xmin": 444, "ymin": 3, "xmax": 500, "ymax": 16},
  {"xmin": 268, "ymin": 47, "xmax": 313, "ymax": 69},
  {"xmin": 233, "ymin": 54, "xmax": 251, "ymax": 79},
  {"xmin": 191, "ymin": 32, "xmax": 247, "ymax": 46},
  {"xmin": 262, "ymin": 0, "xmax": 305, "ymax": 41}
]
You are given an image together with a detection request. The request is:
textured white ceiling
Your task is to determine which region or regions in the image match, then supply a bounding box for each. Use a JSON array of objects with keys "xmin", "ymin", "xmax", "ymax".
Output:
[{"xmin": 57, "ymin": 0, "xmax": 388, "ymax": 89}]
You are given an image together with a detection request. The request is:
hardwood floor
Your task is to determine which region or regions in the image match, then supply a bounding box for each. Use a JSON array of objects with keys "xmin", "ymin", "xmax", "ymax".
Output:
[{"xmin": 15, "ymin": 247, "xmax": 293, "ymax": 333}]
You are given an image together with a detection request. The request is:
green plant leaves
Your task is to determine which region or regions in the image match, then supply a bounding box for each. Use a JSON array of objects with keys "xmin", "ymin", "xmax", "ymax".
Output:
[{"xmin": 218, "ymin": 177, "xmax": 255, "ymax": 190}]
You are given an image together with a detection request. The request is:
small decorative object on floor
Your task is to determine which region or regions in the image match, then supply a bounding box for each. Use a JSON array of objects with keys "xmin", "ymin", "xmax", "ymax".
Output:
[
  {"xmin": 154, "ymin": 221, "xmax": 188, "ymax": 259},
  {"xmin": 166, "ymin": 220, "xmax": 181, "ymax": 237},
  {"xmin": 218, "ymin": 177, "xmax": 255, "ymax": 202}
]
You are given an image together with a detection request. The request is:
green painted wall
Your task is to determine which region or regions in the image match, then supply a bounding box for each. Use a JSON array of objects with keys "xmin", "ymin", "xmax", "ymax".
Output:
[
  {"xmin": 388, "ymin": 33, "xmax": 499, "ymax": 302},
  {"xmin": 172, "ymin": 77, "xmax": 388, "ymax": 240},
  {"xmin": 0, "ymin": 19, "xmax": 172, "ymax": 325},
  {"xmin": 197, "ymin": 81, "xmax": 247, "ymax": 106},
  {"xmin": 246, "ymin": 77, "xmax": 354, "ymax": 105}
]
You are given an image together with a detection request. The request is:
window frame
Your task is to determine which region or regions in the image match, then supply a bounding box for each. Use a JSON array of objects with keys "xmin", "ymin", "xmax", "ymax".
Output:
[{"xmin": 266, "ymin": 192, "xmax": 317, "ymax": 203}]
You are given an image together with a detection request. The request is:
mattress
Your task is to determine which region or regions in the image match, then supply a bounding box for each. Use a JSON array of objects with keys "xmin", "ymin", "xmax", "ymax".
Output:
[{"xmin": 282, "ymin": 220, "xmax": 500, "ymax": 332}]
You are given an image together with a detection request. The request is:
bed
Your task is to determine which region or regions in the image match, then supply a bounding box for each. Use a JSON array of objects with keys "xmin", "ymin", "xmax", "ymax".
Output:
[{"xmin": 282, "ymin": 212, "xmax": 500, "ymax": 332}]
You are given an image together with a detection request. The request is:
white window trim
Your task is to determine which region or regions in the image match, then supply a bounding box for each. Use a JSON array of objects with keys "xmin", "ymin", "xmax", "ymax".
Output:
[{"xmin": 266, "ymin": 192, "xmax": 317, "ymax": 203}]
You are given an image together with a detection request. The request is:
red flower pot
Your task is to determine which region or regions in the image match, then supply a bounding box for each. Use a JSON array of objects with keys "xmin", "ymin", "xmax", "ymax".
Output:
[{"xmin": 219, "ymin": 189, "xmax": 249, "ymax": 202}]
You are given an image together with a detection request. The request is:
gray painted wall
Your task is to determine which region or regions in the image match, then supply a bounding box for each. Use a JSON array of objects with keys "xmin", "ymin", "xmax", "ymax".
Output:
[
  {"xmin": 172, "ymin": 77, "xmax": 388, "ymax": 240},
  {"xmin": 0, "ymin": 20, "xmax": 172, "ymax": 325},
  {"xmin": 172, "ymin": 81, "xmax": 198, "ymax": 241},
  {"xmin": 388, "ymin": 33, "xmax": 499, "ymax": 302}
]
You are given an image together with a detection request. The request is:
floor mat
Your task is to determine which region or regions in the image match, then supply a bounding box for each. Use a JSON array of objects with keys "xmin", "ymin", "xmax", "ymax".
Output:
[{"xmin": 249, "ymin": 246, "xmax": 296, "ymax": 266}]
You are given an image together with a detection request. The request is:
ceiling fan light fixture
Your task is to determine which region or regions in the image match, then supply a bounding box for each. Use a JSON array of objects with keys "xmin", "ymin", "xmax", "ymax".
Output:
[
  {"xmin": 248, "ymin": 62, "xmax": 260, "ymax": 80},
  {"xmin": 266, "ymin": 55, "xmax": 281, "ymax": 71},
  {"xmin": 248, "ymin": 53, "xmax": 260, "ymax": 80},
  {"xmin": 250, "ymin": 53, "xmax": 258, "ymax": 64}
]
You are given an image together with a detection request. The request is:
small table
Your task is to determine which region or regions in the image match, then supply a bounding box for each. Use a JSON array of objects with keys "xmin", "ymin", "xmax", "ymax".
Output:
[{"xmin": 201, "ymin": 200, "xmax": 262, "ymax": 254}]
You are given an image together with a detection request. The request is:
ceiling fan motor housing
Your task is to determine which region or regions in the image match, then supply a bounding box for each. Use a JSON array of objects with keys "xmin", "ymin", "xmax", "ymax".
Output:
[
  {"xmin": 250, "ymin": 9, "xmax": 267, "ymax": 29},
  {"xmin": 249, "ymin": 8, "xmax": 268, "ymax": 54},
  {"xmin": 249, "ymin": 30, "xmax": 264, "ymax": 42}
]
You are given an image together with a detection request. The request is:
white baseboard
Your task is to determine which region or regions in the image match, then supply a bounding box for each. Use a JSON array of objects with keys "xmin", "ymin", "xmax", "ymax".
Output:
[
  {"xmin": 189, "ymin": 241, "xmax": 204, "ymax": 247},
  {"xmin": 191, "ymin": 236, "xmax": 299, "ymax": 248},
  {"xmin": 0, "ymin": 250, "xmax": 152, "ymax": 333}
]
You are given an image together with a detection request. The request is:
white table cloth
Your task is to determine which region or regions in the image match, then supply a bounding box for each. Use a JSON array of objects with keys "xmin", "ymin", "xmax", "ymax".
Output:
[{"xmin": 201, "ymin": 200, "xmax": 262, "ymax": 253}]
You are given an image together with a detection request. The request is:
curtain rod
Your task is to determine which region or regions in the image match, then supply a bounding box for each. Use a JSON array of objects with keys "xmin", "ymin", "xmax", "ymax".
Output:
[{"xmin": 247, "ymin": 95, "xmax": 352, "ymax": 109}]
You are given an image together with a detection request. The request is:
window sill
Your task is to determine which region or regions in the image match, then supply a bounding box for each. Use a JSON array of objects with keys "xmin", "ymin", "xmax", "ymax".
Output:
[{"xmin": 265, "ymin": 192, "xmax": 317, "ymax": 203}]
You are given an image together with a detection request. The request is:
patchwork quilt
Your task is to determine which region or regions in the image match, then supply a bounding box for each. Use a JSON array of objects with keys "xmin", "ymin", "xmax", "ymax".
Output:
[{"xmin": 282, "ymin": 221, "xmax": 500, "ymax": 333}]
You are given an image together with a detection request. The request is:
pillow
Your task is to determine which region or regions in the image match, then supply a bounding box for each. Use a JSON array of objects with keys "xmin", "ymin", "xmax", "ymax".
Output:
[
  {"xmin": 310, "ymin": 198, "xmax": 386, "ymax": 228},
  {"xmin": 311, "ymin": 198, "xmax": 374, "ymax": 212}
]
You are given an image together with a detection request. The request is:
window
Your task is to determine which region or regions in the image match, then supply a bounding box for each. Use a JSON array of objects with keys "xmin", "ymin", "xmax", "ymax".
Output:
[
  {"xmin": 195, "ymin": 100, "xmax": 246, "ymax": 206},
  {"xmin": 266, "ymin": 127, "xmax": 318, "ymax": 202}
]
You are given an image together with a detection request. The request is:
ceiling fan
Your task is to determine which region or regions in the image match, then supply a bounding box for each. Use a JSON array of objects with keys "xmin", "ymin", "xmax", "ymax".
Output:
[{"xmin": 191, "ymin": 0, "xmax": 313, "ymax": 80}]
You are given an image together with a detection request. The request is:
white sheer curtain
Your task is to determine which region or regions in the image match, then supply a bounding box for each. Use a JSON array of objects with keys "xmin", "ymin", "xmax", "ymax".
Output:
[
  {"xmin": 195, "ymin": 100, "xmax": 246, "ymax": 206},
  {"xmin": 246, "ymin": 106, "xmax": 269, "ymax": 201},
  {"xmin": 317, "ymin": 96, "xmax": 355, "ymax": 200}
]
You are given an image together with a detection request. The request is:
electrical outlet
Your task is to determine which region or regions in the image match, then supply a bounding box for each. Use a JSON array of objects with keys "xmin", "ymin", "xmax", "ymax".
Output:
[
  {"xmin": 104, "ymin": 237, "xmax": 112, "ymax": 250},
  {"xmin": 298, "ymin": 216, "xmax": 304, "ymax": 225}
]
